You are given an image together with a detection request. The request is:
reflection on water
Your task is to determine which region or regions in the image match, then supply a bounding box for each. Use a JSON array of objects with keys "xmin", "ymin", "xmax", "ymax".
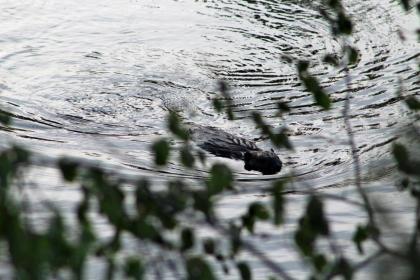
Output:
[{"xmin": 0, "ymin": 0, "xmax": 418, "ymax": 278}]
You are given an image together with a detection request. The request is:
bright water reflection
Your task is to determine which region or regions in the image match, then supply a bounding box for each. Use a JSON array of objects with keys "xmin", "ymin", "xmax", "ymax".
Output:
[{"xmin": 0, "ymin": 0, "xmax": 419, "ymax": 278}]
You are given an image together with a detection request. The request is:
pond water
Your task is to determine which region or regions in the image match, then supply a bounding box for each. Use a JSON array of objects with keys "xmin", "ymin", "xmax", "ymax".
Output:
[{"xmin": 0, "ymin": 0, "xmax": 419, "ymax": 279}]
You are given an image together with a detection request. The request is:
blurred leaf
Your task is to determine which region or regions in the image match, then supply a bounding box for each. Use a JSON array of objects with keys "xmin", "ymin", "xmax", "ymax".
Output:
[
  {"xmin": 347, "ymin": 46, "xmax": 359, "ymax": 65},
  {"xmin": 167, "ymin": 112, "xmax": 189, "ymax": 141},
  {"xmin": 242, "ymin": 214, "xmax": 255, "ymax": 233},
  {"xmin": 352, "ymin": 224, "xmax": 369, "ymax": 254},
  {"xmin": 193, "ymin": 191, "xmax": 214, "ymax": 221},
  {"xmin": 124, "ymin": 257, "xmax": 144, "ymax": 280},
  {"xmin": 181, "ymin": 228, "xmax": 195, "ymax": 252},
  {"xmin": 152, "ymin": 139, "xmax": 170, "ymax": 166},
  {"xmin": 180, "ymin": 145, "xmax": 195, "ymax": 168},
  {"xmin": 405, "ymin": 96, "xmax": 420, "ymax": 111},
  {"xmin": 237, "ymin": 262, "xmax": 252, "ymax": 280},
  {"xmin": 218, "ymin": 80, "xmax": 229, "ymax": 94},
  {"xmin": 400, "ymin": 0, "xmax": 410, "ymax": 11},
  {"xmin": 0, "ymin": 110, "xmax": 11, "ymax": 126},
  {"xmin": 331, "ymin": 258, "xmax": 353, "ymax": 280},
  {"xmin": 312, "ymin": 254, "xmax": 327, "ymax": 272},
  {"xmin": 272, "ymin": 181, "xmax": 285, "ymax": 225},
  {"xmin": 297, "ymin": 60, "xmax": 309, "ymax": 72},
  {"xmin": 337, "ymin": 12, "xmax": 353, "ymax": 35},
  {"xmin": 207, "ymin": 164, "xmax": 233, "ymax": 194},
  {"xmin": 203, "ymin": 238, "xmax": 215, "ymax": 255},
  {"xmin": 323, "ymin": 54, "xmax": 339, "ymax": 67},
  {"xmin": 58, "ymin": 158, "xmax": 79, "ymax": 182},
  {"xmin": 230, "ymin": 224, "xmax": 242, "ymax": 256},
  {"xmin": 213, "ymin": 98, "xmax": 223, "ymax": 112},
  {"xmin": 277, "ymin": 102, "xmax": 290, "ymax": 113},
  {"xmin": 294, "ymin": 218, "xmax": 315, "ymax": 256},
  {"xmin": 307, "ymin": 196, "xmax": 329, "ymax": 236},
  {"xmin": 249, "ymin": 202, "xmax": 270, "ymax": 221},
  {"xmin": 271, "ymin": 130, "xmax": 293, "ymax": 150},
  {"xmin": 186, "ymin": 257, "xmax": 216, "ymax": 280},
  {"xmin": 297, "ymin": 64, "xmax": 331, "ymax": 110}
]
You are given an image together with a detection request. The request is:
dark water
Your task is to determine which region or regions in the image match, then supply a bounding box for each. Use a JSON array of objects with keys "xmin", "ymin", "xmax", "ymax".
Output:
[{"xmin": 0, "ymin": 0, "xmax": 419, "ymax": 278}]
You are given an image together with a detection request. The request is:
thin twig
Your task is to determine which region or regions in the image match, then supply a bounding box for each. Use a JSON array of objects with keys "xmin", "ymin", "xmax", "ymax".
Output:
[
  {"xmin": 343, "ymin": 66, "xmax": 406, "ymax": 259},
  {"xmin": 353, "ymin": 249, "xmax": 384, "ymax": 271},
  {"xmin": 212, "ymin": 222, "xmax": 296, "ymax": 280}
]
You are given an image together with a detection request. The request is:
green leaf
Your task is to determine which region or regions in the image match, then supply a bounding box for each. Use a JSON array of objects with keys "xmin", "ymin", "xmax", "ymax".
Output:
[
  {"xmin": 249, "ymin": 202, "xmax": 270, "ymax": 221},
  {"xmin": 152, "ymin": 139, "xmax": 170, "ymax": 166},
  {"xmin": 272, "ymin": 181, "xmax": 285, "ymax": 225},
  {"xmin": 277, "ymin": 102, "xmax": 290, "ymax": 113},
  {"xmin": 213, "ymin": 98, "xmax": 223, "ymax": 112},
  {"xmin": 271, "ymin": 130, "xmax": 293, "ymax": 150},
  {"xmin": 186, "ymin": 257, "xmax": 216, "ymax": 280},
  {"xmin": 58, "ymin": 158, "xmax": 79, "ymax": 182},
  {"xmin": 352, "ymin": 225, "xmax": 369, "ymax": 254},
  {"xmin": 180, "ymin": 145, "xmax": 195, "ymax": 168},
  {"xmin": 297, "ymin": 60, "xmax": 309, "ymax": 72},
  {"xmin": 242, "ymin": 214, "xmax": 255, "ymax": 233},
  {"xmin": 323, "ymin": 54, "xmax": 339, "ymax": 67},
  {"xmin": 207, "ymin": 164, "xmax": 233, "ymax": 194},
  {"xmin": 203, "ymin": 238, "xmax": 215, "ymax": 255},
  {"xmin": 312, "ymin": 254, "xmax": 327, "ymax": 272},
  {"xmin": 298, "ymin": 67, "xmax": 331, "ymax": 110},
  {"xmin": 167, "ymin": 112, "xmax": 189, "ymax": 140},
  {"xmin": 181, "ymin": 228, "xmax": 195, "ymax": 252},
  {"xmin": 405, "ymin": 96, "xmax": 420, "ymax": 111},
  {"xmin": 237, "ymin": 262, "xmax": 252, "ymax": 280},
  {"xmin": 124, "ymin": 257, "xmax": 144, "ymax": 280},
  {"xmin": 307, "ymin": 196, "xmax": 329, "ymax": 236},
  {"xmin": 331, "ymin": 258, "xmax": 353, "ymax": 280},
  {"xmin": 0, "ymin": 110, "xmax": 11, "ymax": 126},
  {"xmin": 400, "ymin": 0, "xmax": 410, "ymax": 11},
  {"xmin": 337, "ymin": 12, "xmax": 353, "ymax": 35},
  {"xmin": 347, "ymin": 46, "xmax": 359, "ymax": 65}
]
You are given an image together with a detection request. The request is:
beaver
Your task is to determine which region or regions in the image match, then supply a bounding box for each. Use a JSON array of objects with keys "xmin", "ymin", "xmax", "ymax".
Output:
[{"xmin": 188, "ymin": 125, "xmax": 282, "ymax": 175}]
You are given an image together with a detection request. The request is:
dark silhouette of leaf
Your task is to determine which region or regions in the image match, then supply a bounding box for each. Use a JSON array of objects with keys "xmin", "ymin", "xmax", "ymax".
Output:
[{"xmin": 152, "ymin": 139, "xmax": 170, "ymax": 166}]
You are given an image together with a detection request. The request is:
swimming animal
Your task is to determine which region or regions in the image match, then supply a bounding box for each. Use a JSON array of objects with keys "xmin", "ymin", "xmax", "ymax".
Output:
[{"xmin": 188, "ymin": 125, "xmax": 282, "ymax": 175}]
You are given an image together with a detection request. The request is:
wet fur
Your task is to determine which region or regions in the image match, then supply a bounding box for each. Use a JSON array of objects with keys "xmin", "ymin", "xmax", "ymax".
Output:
[{"xmin": 189, "ymin": 125, "xmax": 282, "ymax": 175}]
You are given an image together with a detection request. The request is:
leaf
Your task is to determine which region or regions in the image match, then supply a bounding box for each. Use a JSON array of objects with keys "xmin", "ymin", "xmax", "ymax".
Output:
[
  {"xmin": 0, "ymin": 110, "xmax": 11, "ymax": 126},
  {"xmin": 307, "ymin": 196, "xmax": 329, "ymax": 236},
  {"xmin": 207, "ymin": 164, "xmax": 233, "ymax": 194},
  {"xmin": 248, "ymin": 202, "xmax": 270, "ymax": 221},
  {"xmin": 181, "ymin": 228, "xmax": 195, "ymax": 252},
  {"xmin": 400, "ymin": 0, "xmax": 410, "ymax": 11},
  {"xmin": 352, "ymin": 225, "xmax": 369, "ymax": 254},
  {"xmin": 297, "ymin": 60, "xmax": 309, "ymax": 72},
  {"xmin": 213, "ymin": 98, "xmax": 223, "ymax": 112},
  {"xmin": 405, "ymin": 96, "xmax": 420, "ymax": 111},
  {"xmin": 347, "ymin": 46, "xmax": 359, "ymax": 65},
  {"xmin": 272, "ymin": 181, "xmax": 285, "ymax": 225},
  {"xmin": 186, "ymin": 257, "xmax": 216, "ymax": 280},
  {"xmin": 331, "ymin": 258, "xmax": 353, "ymax": 280},
  {"xmin": 167, "ymin": 112, "xmax": 189, "ymax": 140},
  {"xmin": 58, "ymin": 158, "xmax": 79, "ymax": 182},
  {"xmin": 180, "ymin": 145, "xmax": 195, "ymax": 168},
  {"xmin": 277, "ymin": 102, "xmax": 290, "ymax": 113},
  {"xmin": 237, "ymin": 262, "xmax": 252, "ymax": 280},
  {"xmin": 124, "ymin": 257, "xmax": 144, "ymax": 280},
  {"xmin": 151, "ymin": 139, "xmax": 170, "ymax": 166},
  {"xmin": 203, "ymin": 238, "xmax": 215, "ymax": 255},
  {"xmin": 323, "ymin": 54, "xmax": 339, "ymax": 67},
  {"xmin": 298, "ymin": 66, "xmax": 331, "ymax": 110},
  {"xmin": 312, "ymin": 254, "xmax": 327, "ymax": 272},
  {"xmin": 242, "ymin": 214, "xmax": 255, "ymax": 233},
  {"xmin": 271, "ymin": 130, "xmax": 293, "ymax": 150},
  {"xmin": 337, "ymin": 12, "xmax": 353, "ymax": 35}
]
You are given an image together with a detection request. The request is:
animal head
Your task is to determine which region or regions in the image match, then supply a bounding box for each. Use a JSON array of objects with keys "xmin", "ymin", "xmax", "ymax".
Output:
[{"xmin": 244, "ymin": 149, "xmax": 282, "ymax": 175}]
